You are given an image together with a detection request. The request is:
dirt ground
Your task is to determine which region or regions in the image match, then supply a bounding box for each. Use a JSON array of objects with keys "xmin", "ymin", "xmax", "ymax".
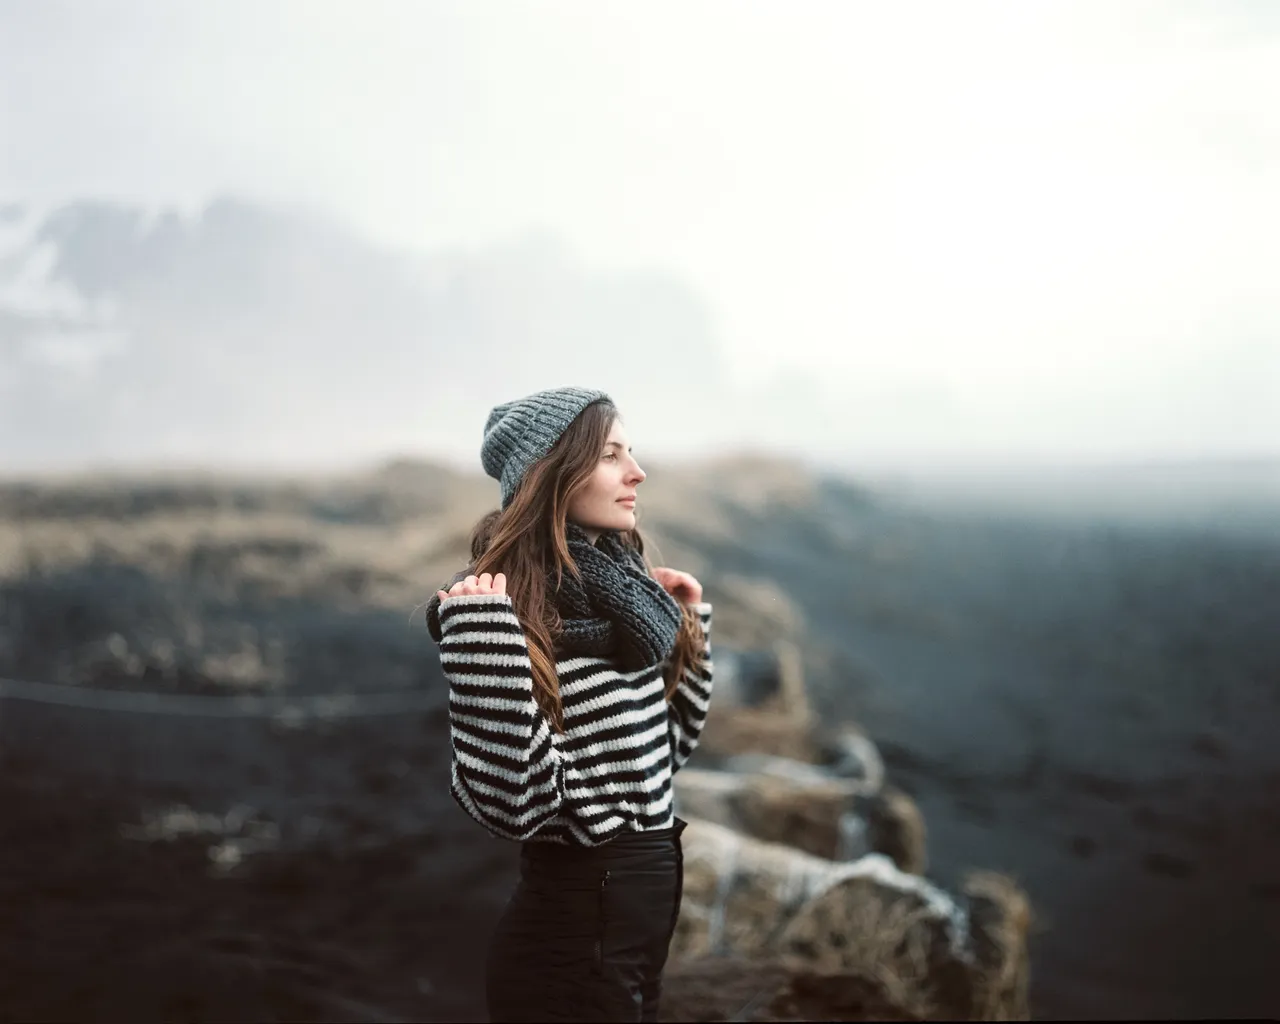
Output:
[{"xmin": 1, "ymin": 739, "xmax": 519, "ymax": 1023}]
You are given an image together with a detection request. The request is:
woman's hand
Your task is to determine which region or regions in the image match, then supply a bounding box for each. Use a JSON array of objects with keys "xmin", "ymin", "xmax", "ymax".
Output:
[
  {"xmin": 651, "ymin": 567, "xmax": 703, "ymax": 605},
  {"xmin": 437, "ymin": 572, "xmax": 507, "ymax": 604}
]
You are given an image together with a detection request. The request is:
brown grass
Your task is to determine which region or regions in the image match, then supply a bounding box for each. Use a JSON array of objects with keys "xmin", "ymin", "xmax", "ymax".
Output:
[
  {"xmin": 0, "ymin": 455, "xmax": 809, "ymax": 642},
  {"xmin": 959, "ymin": 870, "xmax": 1034, "ymax": 1021},
  {"xmin": 777, "ymin": 876, "xmax": 946, "ymax": 1019}
]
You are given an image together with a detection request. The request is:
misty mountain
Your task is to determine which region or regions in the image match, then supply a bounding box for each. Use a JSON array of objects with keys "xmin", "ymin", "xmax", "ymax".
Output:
[{"xmin": 0, "ymin": 197, "xmax": 754, "ymax": 469}]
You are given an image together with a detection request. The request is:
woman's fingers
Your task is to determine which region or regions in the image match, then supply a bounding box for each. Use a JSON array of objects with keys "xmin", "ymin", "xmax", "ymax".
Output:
[
  {"xmin": 651, "ymin": 565, "xmax": 702, "ymax": 603},
  {"xmin": 652, "ymin": 566, "xmax": 686, "ymax": 594},
  {"xmin": 440, "ymin": 571, "xmax": 508, "ymax": 603}
]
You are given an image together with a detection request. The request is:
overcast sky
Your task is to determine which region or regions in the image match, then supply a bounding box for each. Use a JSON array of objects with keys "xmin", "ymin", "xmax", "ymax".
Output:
[{"xmin": 2, "ymin": 0, "xmax": 1278, "ymax": 465}]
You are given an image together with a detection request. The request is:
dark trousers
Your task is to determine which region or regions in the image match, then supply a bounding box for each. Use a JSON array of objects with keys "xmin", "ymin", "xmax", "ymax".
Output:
[{"xmin": 485, "ymin": 818, "xmax": 688, "ymax": 1023}]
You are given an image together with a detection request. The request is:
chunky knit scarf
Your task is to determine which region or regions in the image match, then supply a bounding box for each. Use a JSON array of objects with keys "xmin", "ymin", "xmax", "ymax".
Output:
[{"xmin": 425, "ymin": 522, "xmax": 683, "ymax": 671}]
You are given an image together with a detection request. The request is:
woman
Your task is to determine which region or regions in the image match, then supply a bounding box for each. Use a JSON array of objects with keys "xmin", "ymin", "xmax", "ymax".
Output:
[{"xmin": 423, "ymin": 385, "xmax": 715, "ymax": 1023}]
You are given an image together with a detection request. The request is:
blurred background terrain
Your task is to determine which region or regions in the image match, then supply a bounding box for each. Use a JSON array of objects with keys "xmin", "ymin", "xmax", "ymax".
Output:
[
  {"xmin": 2, "ymin": 2, "xmax": 1279, "ymax": 1020},
  {"xmin": 3, "ymin": 455, "xmax": 1277, "ymax": 1020}
]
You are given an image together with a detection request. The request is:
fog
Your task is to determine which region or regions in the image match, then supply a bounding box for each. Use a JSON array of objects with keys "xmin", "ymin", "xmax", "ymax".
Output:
[{"xmin": 3, "ymin": 0, "xmax": 1278, "ymax": 480}]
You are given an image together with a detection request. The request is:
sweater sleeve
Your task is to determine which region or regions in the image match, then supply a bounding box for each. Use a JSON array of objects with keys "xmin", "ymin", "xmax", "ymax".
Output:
[
  {"xmin": 436, "ymin": 592, "xmax": 564, "ymax": 841},
  {"xmin": 668, "ymin": 601, "xmax": 715, "ymax": 773}
]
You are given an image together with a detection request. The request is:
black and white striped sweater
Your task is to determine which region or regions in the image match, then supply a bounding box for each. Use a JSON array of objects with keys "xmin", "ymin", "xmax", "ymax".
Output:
[{"xmin": 434, "ymin": 592, "xmax": 715, "ymax": 846}]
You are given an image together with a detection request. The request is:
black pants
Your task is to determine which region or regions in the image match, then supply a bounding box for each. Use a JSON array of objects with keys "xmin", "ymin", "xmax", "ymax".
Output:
[{"xmin": 485, "ymin": 818, "xmax": 688, "ymax": 1023}]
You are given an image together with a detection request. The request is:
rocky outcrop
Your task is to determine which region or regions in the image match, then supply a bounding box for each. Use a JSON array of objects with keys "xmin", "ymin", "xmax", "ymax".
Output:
[
  {"xmin": 675, "ymin": 768, "xmax": 926, "ymax": 872},
  {"xmin": 667, "ymin": 819, "xmax": 1031, "ymax": 1021},
  {"xmin": 668, "ymin": 638, "xmax": 1029, "ymax": 1021},
  {"xmin": 675, "ymin": 733, "xmax": 926, "ymax": 872},
  {"xmin": 689, "ymin": 642, "xmax": 816, "ymax": 762}
]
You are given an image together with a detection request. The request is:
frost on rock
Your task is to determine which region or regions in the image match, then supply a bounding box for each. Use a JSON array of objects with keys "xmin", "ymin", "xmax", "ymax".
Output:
[
  {"xmin": 814, "ymin": 853, "xmax": 972, "ymax": 962},
  {"xmin": 673, "ymin": 733, "xmax": 924, "ymax": 871},
  {"xmin": 671, "ymin": 818, "xmax": 1031, "ymax": 1021}
]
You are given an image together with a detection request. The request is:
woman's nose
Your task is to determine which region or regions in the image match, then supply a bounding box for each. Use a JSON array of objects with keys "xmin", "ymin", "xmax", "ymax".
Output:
[{"xmin": 629, "ymin": 460, "xmax": 646, "ymax": 484}]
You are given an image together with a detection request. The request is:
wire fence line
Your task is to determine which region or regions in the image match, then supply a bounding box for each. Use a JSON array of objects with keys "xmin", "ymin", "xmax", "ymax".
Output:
[{"xmin": 0, "ymin": 675, "xmax": 442, "ymax": 719}]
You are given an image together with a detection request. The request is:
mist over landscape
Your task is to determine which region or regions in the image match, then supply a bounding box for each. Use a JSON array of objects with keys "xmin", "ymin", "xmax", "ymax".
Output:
[
  {"xmin": 4, "ymin": 193, "xmax": 1277, "ymax": 518},
  {"xmin": 0, "ymin": 197, "xmax": 739, "ymax": 469}
]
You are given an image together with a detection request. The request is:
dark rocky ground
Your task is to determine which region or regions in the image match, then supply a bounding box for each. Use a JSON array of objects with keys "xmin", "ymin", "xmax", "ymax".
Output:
[
  {"xmin": 688, "ymin": 478, "xmax": 1280, "ymax": 1019},
  {"xmin": 1, "ymin": 658, "xmax": 516, "ymax": 1023},
  {"xmin": 3, "ymin": 461, "xmax": 1278, "ymax": 1020},
  {"xmin": 1, "ymin": 761, "xmax": 504, "ymax": 1023}
]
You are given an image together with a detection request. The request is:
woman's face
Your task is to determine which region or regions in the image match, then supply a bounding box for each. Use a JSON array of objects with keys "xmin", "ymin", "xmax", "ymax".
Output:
[{"xmin": 566, "ymin": 418, "xmax": 646, "ymax": 542}]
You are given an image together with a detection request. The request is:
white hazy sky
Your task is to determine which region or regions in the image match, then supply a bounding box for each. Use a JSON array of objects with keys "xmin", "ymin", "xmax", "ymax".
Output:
[{"xmin": 2, "ymin": 0, "xmax": 1278, "ymax": 463}]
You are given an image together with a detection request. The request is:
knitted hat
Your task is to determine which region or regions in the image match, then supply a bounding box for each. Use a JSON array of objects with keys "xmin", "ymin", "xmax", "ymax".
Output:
[{"xmin": 481, "ymin": 386, "xmax": 612, "ymax": 508}]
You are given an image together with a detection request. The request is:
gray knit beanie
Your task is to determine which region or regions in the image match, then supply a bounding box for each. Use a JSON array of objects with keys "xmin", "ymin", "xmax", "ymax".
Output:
[{"xmin": 481, "ymin": 386, "xmax": 613, "ymax": 508}]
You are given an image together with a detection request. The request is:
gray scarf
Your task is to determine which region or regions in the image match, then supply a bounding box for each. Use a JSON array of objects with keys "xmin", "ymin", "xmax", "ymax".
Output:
[{"xmin": 424, "ymin": 523, "xmax": 682, "ymax": 671}]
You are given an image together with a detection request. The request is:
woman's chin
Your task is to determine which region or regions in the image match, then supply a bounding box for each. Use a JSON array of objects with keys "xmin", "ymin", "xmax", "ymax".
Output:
[{"xmin": 575, "ymin": 507, "xmax": 637, "ymax": 534}]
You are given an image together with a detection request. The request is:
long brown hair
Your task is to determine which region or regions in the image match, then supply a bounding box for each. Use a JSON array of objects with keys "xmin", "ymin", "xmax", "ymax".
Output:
[{"xmin": 466, "ymin": 399, "xmax": 707, "ymax": 733}]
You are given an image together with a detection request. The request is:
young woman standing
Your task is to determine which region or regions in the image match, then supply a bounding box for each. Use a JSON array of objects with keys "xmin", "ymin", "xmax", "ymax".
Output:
[{"xmin": 423, "ymin": 386, "xmax": 716, "ymax": 1022}]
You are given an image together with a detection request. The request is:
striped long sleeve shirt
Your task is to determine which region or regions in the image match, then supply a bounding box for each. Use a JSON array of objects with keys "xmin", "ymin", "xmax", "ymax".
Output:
[{"xmin": 435, "ymin": 592, "xmax": 715, "ymax": 846}]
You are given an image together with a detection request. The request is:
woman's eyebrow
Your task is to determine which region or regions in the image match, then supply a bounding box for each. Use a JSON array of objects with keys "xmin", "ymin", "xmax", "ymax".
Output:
[{"xmin": 605, "ymin": 441, "xmax": 633, "ymax": 451}]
